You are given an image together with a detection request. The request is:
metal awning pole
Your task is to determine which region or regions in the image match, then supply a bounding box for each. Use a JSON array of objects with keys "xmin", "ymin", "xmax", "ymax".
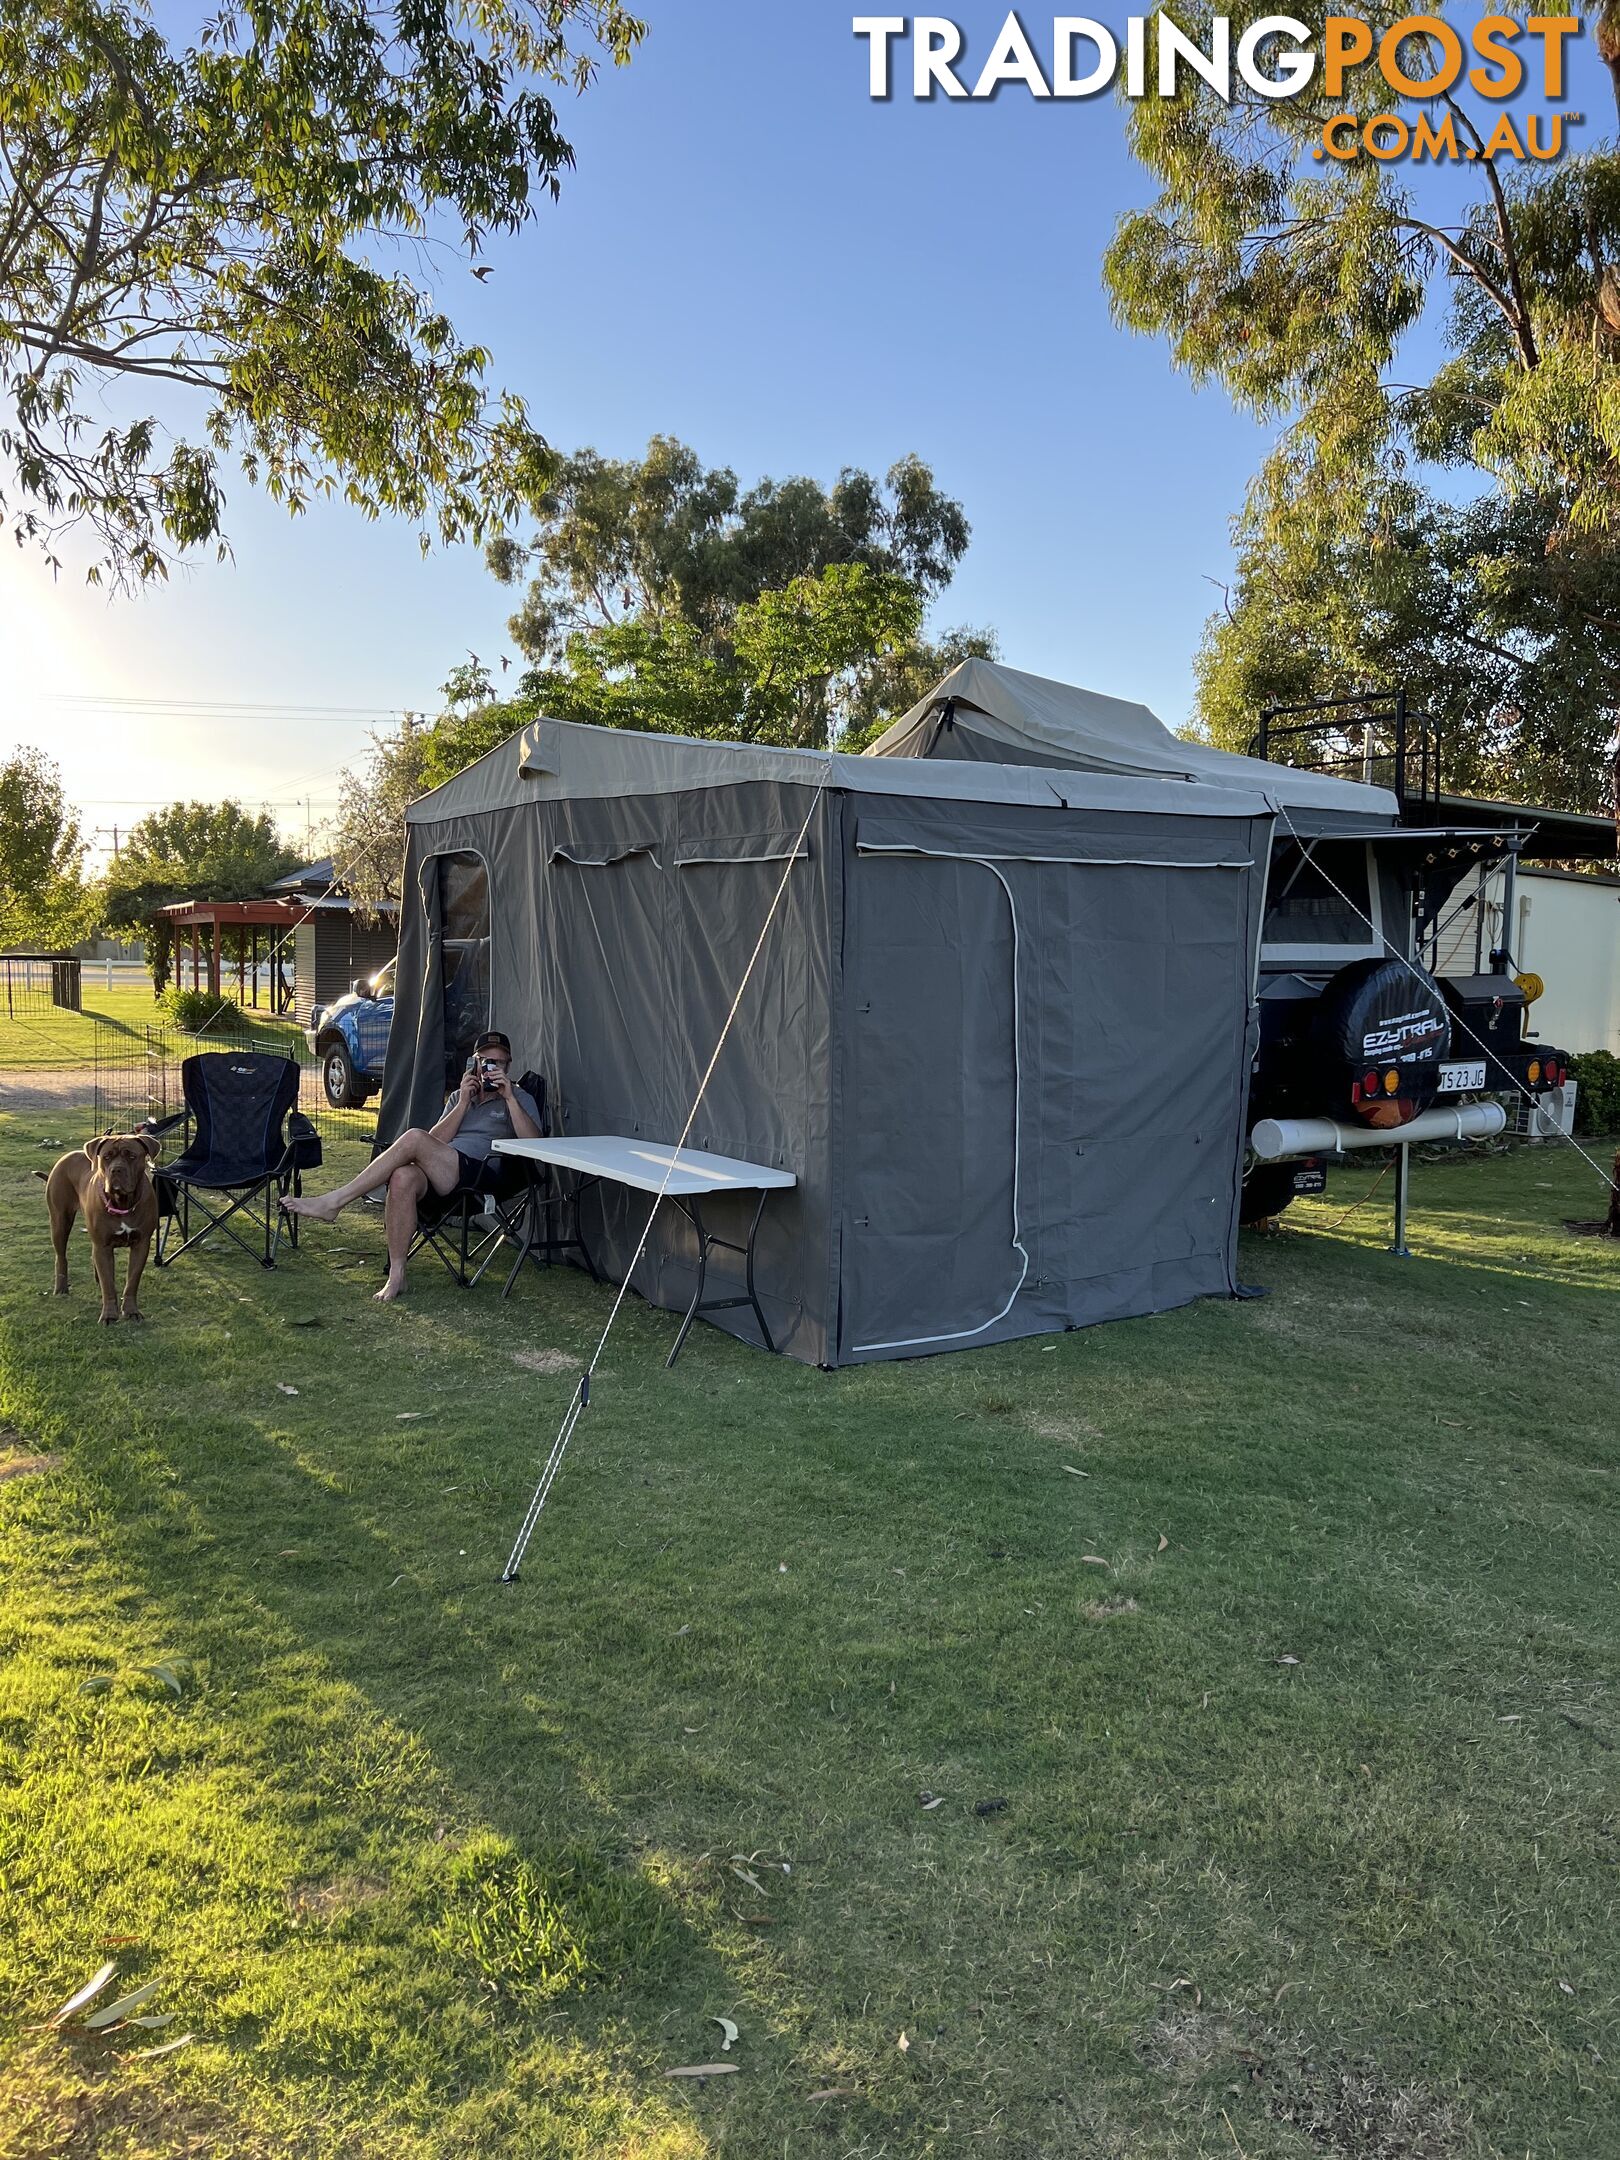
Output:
[
  {"xmin": 1493, "ymin": 850, "xmax": 1517, "ymax": 971},
  {"xmin": 1390, "ymin": 1145, "xmax": 1412, "ymax": 1258}
]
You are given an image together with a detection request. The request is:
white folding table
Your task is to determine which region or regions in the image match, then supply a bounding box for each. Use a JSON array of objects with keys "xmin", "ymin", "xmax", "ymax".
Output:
[{"xmin": 492, "ymin": 1137, "xmax": 796, "ymax": 1364}]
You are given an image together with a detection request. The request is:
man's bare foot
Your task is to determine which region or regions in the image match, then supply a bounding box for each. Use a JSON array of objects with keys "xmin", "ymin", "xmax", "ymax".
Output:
[
  {"xmin": 374, "ymin": 1276, "xmax": 405, "ymax": 1303},
  {"xmin": 283, "ymin": 1192, "xmax": 342, "ymax": 1223}
]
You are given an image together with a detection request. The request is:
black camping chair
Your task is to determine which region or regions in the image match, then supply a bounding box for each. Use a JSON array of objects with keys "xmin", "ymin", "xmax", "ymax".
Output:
[
  {"xmin": 410, "ymin": 1070, "xmax": 544, "ymax": 1290},
  {"xmin": 409, "ymin": 1072, "xmax": 589, "ymax": 1293},
  {"xmin": 146, "ymin": 1051, "xmax": 322, "ymax": 1270}
]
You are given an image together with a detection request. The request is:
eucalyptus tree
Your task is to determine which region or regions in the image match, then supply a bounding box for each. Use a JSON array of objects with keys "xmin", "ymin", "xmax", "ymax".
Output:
[
  {"xmin": 0, "ymin": 0, "xmax": 642, "ymax": 586},
  {"xmin": 1106, "ymin": 4, "xmax": 1620, "ymax": 808}
]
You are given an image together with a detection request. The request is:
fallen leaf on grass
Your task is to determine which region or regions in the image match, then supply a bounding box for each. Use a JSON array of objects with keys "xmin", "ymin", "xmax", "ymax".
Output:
[
  {"xmin": 808, "ymin": 2087, "xmax": 857, "ymax": 2101},
  {"xmin": 275, "ymin": 1384, "xmax": 299, "ymax": 1397},
  {"xmin": 712, "ymin": 2016, "xmax": 739, "ymax": 2051},
  {"xmin": 731, "ymin": 1864, "xmax": 768, "ymax": 1897},
  {"xmin": 1080, "ymin": 1555, "xmax": 1109, "ymax": 1568},
  {"xmin": 918, "ymin": 1792, "xmax": 944, "ymax": 1810},
  {"xmin": 896, "ymin": 2031, "xmax": 910, "ymax": 2053},
  {"xmin": 1275, "ymin": 1654, "xmax": 1301, "ymax": 1667},
  {"xmin": 1061, "ymin": 1465, "xmax": 1090, "ymax": 1478},
  {"xmin": 665, "ymin": 2063, "xmax": 738, "ymax": 2078},
  {"xmin": 84, "ymin": 1978, "xmax": 164, "ymax": 2030},
  {"xmin": 48, "ymin": 1962, "xmax": 117, "ymax": 2026},
  {"xmin": 396, "ymin": 1412, "xmax": 428, "ymax": 1421},
  {"xmin": 1157, "ymin": 1533, "xmax": 1170, "ymax": 1552},
  {"xmin": 128, "ymin": 2033, "xmax": 196, "ymax": 2060},
  {"xmin": 1559, "ymin": 1979, "xmax": 1576, "ymax": 1995}
]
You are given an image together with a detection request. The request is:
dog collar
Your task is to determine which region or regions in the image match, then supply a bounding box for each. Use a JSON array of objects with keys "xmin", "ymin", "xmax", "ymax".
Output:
[{"xmin": 103, "ymin": 1201, "xmax": 133, "ymax": 1215}]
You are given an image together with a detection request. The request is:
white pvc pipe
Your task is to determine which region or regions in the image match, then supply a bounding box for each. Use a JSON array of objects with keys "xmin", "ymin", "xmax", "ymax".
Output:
[{"xmin": 1251, "ymin": 1100, "xmax": 1506, "ymax": 1160}]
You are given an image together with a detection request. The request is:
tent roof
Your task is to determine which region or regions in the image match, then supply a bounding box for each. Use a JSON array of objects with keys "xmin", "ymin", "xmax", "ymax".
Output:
[
  {"xmin": 405, "ymin": 712, "xmax": 1276, "ymax": 826},
  {"xmin": 866, "ymin": 659, "xmax": 1400, "ymax": 821}
]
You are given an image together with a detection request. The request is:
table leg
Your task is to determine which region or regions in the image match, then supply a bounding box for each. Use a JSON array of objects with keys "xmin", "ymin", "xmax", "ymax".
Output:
[
  {"xmin": 500, "ymin": 1162, "xmax": 542, "ymax": 1298},
  {"xmin": 666, "ymin": 1196, "xmax": 707, "ymax": 1369},
  {"xmin": 742, "ymin": 1189, "xmax": 776, "ymax": 1354},
  {"xmin": 572, "ymin": 1176, "xmax": 600, "ymax": 1283}
]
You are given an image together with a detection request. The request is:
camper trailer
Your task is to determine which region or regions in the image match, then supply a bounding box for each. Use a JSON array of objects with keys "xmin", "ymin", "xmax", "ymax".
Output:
[
  {"xmin": 868, "ymin": 662, "xmax": 1573, "ymax": 1220},
  {"xmin": 380, "ymin": 664, "xmax": 1574, "ymax": 1364},
  {"xmin": 384, "ymin": 710, "xmax": 1279, "ymax": 1364}
]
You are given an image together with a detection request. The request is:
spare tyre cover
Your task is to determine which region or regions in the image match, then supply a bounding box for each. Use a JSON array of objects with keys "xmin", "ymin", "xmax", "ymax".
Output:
[{"xmin": 1311, "ymin": 957, "xmax": 1451, "ymax": 1128}]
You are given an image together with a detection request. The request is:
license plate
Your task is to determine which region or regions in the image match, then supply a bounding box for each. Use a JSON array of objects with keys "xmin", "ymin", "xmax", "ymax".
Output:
[
  {"xmin": 1438, "ymin": 1060, "xmax": 1487, "ymax": 1092},
  {"xmin": 1291, "ymin": 1165, "xmax": 1327, "ymax": 1196}
]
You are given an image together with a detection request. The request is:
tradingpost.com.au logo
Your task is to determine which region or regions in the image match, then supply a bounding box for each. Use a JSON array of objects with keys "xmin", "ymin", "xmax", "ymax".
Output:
[{"xmin": 853, "ymin": 14, "xmax": 1584, "ymax": 162}]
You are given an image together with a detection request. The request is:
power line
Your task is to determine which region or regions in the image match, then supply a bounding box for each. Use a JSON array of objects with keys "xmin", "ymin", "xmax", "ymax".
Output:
[
  {"xmin": 71, "ymin": 797, "xmax": 343, "ymax": 809},
  {"xmin": 40, "ymin": 694, "xmax": 420, "ymax": 718}
]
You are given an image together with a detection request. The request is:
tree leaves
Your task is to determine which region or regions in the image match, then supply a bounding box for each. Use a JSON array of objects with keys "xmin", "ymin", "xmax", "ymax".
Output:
[
  {"xmin": 0, "ymin": 749, "xmax": 96, "ymax": 948},
  {"xmin": 0, "ymin": 0, "xmax": 647, "ymax": 585},
  {"xmin": 469, "ymin": 437, "xmax": 977, "ymax": 752},
  {"xmin": 1104, "ymin": 2, "xmax": 1620, "ymax": 808}
]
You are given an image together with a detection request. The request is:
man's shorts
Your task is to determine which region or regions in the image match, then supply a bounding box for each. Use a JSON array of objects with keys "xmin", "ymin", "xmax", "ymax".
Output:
[{"xmin": 450, "ymin": 1150, "xmax": 503, "ymax": 1198}]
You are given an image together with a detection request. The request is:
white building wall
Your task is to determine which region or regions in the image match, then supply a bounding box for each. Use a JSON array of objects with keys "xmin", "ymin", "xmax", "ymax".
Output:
[{"xmin": 1436, "ymin": 865, "xmax": 1620, "ymax": 1055}]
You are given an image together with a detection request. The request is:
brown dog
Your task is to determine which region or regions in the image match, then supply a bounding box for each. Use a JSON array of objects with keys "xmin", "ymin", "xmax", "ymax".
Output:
[{"xmin": 47, "ymin": 1133, "xmax": 162, "ymax": 1324}]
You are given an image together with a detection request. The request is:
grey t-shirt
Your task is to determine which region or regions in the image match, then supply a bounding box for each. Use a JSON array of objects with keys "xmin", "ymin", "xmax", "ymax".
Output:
[{"xmin": 448, "ymin": 1083, "xmax": 543, "ymax": 1164}]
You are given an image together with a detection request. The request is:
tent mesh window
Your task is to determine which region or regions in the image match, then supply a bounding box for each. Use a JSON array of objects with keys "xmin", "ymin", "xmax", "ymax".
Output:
[
  {"xmin": 1262, "ymin": 840, "xmax": 1373, "ymax": 949},
  {"xmin": 438, "ymin": 852, "xmax": 491, "ymax": 1068}
]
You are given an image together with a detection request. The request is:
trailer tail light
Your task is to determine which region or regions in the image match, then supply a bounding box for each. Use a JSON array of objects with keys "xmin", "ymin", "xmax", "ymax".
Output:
[
  {"xmin": 1528, "ymin": 1060, "xmax": 1541, "ymax": 1086},
  {"xmin": 1363, "ymin": 1070, "xmax": 1379, "ymax": 1096},
  {"xmin": 1350, "ymin": 1081, "xmax": 1362, "ymax": 1105},
  {"xmin": 1383, "ymin": 1069, "xmax": 1400, "ymax": 1095}
]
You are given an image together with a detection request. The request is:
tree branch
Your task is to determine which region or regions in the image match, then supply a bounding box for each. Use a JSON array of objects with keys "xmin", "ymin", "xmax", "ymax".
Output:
[{"xmin": 1442, "ymin": 92, "xmax": 1538, "ymax": 370}]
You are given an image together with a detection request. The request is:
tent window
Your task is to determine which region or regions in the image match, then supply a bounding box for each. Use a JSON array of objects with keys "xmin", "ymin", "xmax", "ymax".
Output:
[
  {"xmin": 1263, "ymin": 840, "xmax": 1375, "ymax": 952},
  {"xmin": 437, "ymin": 851, "xmax": 490, "ymax": 1066},
  {"xmin": 675, "ymin": 836, "xmax": 808, "ymax": 869}
]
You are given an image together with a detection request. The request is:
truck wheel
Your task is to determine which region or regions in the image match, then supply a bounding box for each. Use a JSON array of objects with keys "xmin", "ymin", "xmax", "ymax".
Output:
[
  {"xmin": 1240, "ymin": 1161, "xmax": 1302, "ymax": 1226},
  {"xmin": 322, "ymin": 1042, "xmax": 366, "ymax": 1109}
]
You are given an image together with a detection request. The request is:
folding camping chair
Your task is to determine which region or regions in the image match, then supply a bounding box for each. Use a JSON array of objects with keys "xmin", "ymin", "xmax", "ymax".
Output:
[
  {"xmin": 146, "ymin": 1051, "xmax": 322, "ymax": 1270},
  {"xmin": 408, "ymin": 1070, "xmax": 556, "ymax": 1291}
]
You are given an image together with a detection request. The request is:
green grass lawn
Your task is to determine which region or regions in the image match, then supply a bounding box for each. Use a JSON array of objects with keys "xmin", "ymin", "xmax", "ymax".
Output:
[
  {"xmin": 0, "ymin": 984, "xmax": 308, "ymax": 1071},
  {"xmin": 1, "ymin": 1110, "xmax": 1617, "ymax": 2159}
]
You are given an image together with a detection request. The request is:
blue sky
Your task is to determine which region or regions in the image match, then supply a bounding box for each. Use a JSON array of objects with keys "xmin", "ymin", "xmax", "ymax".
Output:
[{"xmin": 4, "ymin": 3, "xmax": 1609, "ymax": 862}]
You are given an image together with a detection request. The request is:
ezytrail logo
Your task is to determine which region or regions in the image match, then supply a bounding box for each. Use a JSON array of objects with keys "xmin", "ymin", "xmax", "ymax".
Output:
[{"xmin": 853, "ymin": 14, "xmax": 1584, "ymax": 162}]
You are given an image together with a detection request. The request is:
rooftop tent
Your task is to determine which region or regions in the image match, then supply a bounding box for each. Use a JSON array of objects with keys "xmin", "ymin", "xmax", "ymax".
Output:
[
  {"xmin": 381, "ymin": 715, "xmax": 1276, "ymax": 1365},
  {"xmin": 868, "ymin": 657, "xmax": 1400, "ymax": 832}
]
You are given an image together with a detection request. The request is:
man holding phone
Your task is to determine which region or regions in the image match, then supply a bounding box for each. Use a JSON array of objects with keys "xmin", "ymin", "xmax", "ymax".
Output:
[{"xmin": 283, "ymin": 1030, "xmax": 542, "ymax": 1301}]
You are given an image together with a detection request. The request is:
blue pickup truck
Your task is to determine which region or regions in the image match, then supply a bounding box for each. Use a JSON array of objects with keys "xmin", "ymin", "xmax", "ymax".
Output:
[{"xmin": 308, "ymin": 960, "xmax": 395, "ymax": 1108}]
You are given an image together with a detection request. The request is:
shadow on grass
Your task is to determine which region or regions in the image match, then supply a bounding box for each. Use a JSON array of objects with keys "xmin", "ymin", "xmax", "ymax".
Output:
[
  {"xmin": 4, "ymin": 1111, "xmax": 1618, "ymax": 2157},
  {"xmin": 0, "ymin": 1231, "xmax": 896, "ymax": 2153}
]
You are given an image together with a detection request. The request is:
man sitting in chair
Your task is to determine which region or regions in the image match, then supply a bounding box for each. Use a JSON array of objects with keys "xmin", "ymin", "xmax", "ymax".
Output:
[{"xmin": 284, "ymin": 1031, "xmax": 542, "ymax": 1302}]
